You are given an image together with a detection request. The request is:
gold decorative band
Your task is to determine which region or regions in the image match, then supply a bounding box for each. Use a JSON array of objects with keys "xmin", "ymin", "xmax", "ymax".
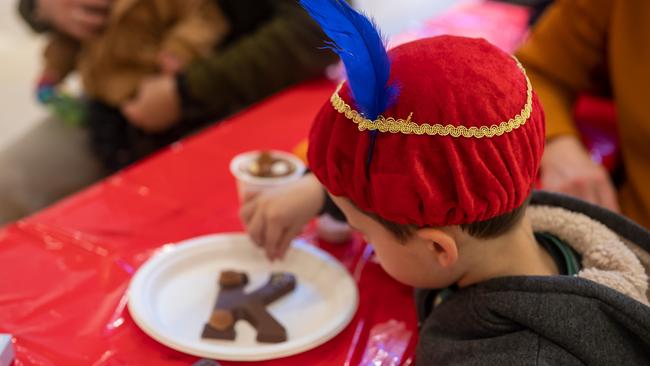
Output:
[{"xmin": 330, "ymin": 58, "xmax": 533, "ymax": 138}]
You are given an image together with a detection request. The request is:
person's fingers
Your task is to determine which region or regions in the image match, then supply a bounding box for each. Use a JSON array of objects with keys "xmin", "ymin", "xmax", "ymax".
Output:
[
  {"xmin": 540, "ymin": 164, "xmax": 569, "ymax": 192},
  {"xmin": 239, "ymin": 199, "xmax": 258, "ymax": 225},
  {"xmin": 595, "ymin": 176, "xmax": 621, "ymax": 213},
  {"xmin": 264, "ymin": 220, "xmax": 285, "ymax": 261},
  {"xmin": 123, "ymin": 103, "xmax": 152, "ymax": 129},
  {"xmin": 273, "ymin": 226, "xmax": 301, "ymax": 260},
  {"xmin": 121, "ymin": 102, "xmax": 140, "ymax": 124},
  {"xmin": 545, "ymin": 173, "xmax": 581, "ymax": 199},
  {"xmin": 571, "ymin": 176, "xmax": 601, "ymax": 206},
  {"xmin": 539, "ymin": 170, "xmax": 557, "ymax": 192},
  {"xmin": 587, "ymin": 180, "xmax": 611, "ymax": 210},
  {"xmin": 158, "ymin": 53, "xmax": 183, "ymax": 74},
  {"xmin": 247, "ymin": 208, "xmax": 266, "ymax": 248},
  {"xmin": 542, "ymin": 163, "xmax": 597, "ymax": 205},
  {"xmin": 120, "ymin": 102, "xmax": 135, "ymax": 120},
  {"xmin": 241, "ymin": 189, "xmax": 261, "ymax": 204}
]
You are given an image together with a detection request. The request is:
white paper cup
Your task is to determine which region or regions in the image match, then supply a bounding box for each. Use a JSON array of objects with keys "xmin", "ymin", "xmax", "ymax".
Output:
[{"xmin": 230, "ymin": 150, "xmax": 306, "ymax": 202}]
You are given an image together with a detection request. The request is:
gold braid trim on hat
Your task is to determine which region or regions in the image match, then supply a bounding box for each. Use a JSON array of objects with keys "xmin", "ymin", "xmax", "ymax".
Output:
[{"xmin": 330, "ymin": 58, "xmax": 533, "ymax": 138}]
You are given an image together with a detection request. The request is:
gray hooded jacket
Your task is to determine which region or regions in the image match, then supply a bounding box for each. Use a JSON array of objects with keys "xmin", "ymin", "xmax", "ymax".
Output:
[{"xmin": 415, "ymin": 191, "xmax": 650, "ymax": 365}]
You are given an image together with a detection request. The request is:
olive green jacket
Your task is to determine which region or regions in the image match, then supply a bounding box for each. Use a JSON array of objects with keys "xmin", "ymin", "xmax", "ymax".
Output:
[{"xmin": 20, "ymin": 0, "xmax": 337, "ymax": 119}]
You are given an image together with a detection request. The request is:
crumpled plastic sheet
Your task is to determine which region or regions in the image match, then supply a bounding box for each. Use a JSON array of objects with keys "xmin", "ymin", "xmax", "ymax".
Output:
[
  {"xmin": 0, "ymin": 80, "xmax": 417, "ymax": 366},
  {"xmin": 360, "ymin": 320, "xmax": 413, "ymax": 366}
]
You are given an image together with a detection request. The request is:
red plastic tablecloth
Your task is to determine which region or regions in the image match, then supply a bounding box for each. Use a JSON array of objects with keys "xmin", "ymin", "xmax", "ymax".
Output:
[{"xmin": 0, "ymin": 80, "xmax": 417, "ymax": 366}]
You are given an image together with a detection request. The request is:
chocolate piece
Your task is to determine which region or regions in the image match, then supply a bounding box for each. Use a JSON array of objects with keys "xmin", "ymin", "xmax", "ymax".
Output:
[
  {"xmin": 241, "ymin": 302, "xmax": 288, "ymax": 343},
  {"xmin": 246, "ymin": 152, "xmax": 296, "ymax": 178},
  {"xmin": 219, "ymin": 271, "xmax": 248, "ymax": 287},
  {"xmin": 202, "ymin": 271, "xmax": 296, "ymax": 343},
  {"xmin": 208, "ymin": 310, "xmax": 234, "ymax": 331},
  {"xmin": 249, "ymin": 273, "xmax": 296, "ymax": 304},
  {"xmin": 202, "ymin": 321, "xmax": 236, "ymax": 341},
  {"xmin": 255, "ymin": 152, "xmax": 275, "ymax": 177}
]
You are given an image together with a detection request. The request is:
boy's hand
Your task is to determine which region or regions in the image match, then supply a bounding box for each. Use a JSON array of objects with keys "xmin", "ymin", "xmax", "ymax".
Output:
[
  {"xmin": 121, "ymin": 75, "xmax": 181, "ymax": 133},
  {"xmin": 38, "ymin": 0, "xmax": 111, "ymax": 40},
  {"xmin": 541, "ymin": 135, "xmax": 620, "ymax": 212},
  {"xmin": 239, "ymin": 174, "xmax": 325, "ymax": 261}
]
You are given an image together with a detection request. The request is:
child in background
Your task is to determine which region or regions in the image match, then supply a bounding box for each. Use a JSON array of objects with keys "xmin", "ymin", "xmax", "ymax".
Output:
[
  {"xmin": 241, "ymin": 1, "xmax": 650, "ymax": 363},
  {"xmin": 37, "ymin": 0, "xmax": 228, "ymax": 169}
]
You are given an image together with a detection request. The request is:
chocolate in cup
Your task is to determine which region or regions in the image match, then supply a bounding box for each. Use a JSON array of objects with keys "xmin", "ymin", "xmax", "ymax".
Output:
[{"xmin": 229, "ymin": 150, "xmax": 306, "ymax": 202}]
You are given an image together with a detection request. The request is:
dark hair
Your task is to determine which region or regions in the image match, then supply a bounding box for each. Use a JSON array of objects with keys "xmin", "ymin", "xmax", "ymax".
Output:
[{"xmin": 367, "ymin": 197, "xmax": 531, "ymax": 242}]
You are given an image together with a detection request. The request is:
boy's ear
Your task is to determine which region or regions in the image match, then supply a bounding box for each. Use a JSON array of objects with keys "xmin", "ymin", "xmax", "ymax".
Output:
[{"xmin": 416, "ymin": 228, "xmax": 458, "ymax": 268}]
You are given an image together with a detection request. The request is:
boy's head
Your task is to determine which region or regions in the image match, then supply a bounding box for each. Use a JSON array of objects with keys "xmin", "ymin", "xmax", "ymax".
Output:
[
  {"xmin": 302, "ymin": 3, "xmax": 544, "ymax": 288},
  {"xmin": 328, "ymin": 194, "xmax": 531, "ymax": 288}
]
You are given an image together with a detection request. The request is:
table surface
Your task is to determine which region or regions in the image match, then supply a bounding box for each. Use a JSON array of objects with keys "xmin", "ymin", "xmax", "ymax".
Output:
[{"xmin": 0, "ymin": 79, "xmax": 417, "ymax": 366}]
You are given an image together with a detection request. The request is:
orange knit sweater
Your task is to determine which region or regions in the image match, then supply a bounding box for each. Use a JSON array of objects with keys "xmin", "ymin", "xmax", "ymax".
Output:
[{"xmin": 517, "ymin": 0, "xmax": 650, "ymax": 228}]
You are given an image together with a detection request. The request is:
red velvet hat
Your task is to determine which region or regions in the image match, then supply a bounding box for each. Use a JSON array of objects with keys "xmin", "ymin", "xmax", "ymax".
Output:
[{"xmin": 302, "ymin": 3, "xmax": 545, "ymax": 227}]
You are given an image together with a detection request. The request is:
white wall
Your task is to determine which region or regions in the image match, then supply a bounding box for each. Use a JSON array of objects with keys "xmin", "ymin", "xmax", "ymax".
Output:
[{"xmin": 0, "ymin": 1, "xmax": 47, "ymax": 148}]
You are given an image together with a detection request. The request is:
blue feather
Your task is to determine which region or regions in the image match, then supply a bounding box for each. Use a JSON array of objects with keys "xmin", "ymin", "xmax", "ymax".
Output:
[{"xmin": 299, "ymin": 0, "xmax": 396, "ymax": 120}]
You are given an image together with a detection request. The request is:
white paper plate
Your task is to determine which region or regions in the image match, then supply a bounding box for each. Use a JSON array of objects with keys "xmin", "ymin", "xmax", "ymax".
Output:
[{"xmin": 128, "ymin": 233, "xmax": 359, "ymax": 361}]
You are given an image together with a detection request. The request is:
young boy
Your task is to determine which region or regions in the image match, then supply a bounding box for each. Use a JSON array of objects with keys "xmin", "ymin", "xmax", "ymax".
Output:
[{"xmin": 241, "ymin": 1, "xmax": 650, "ymax": 364}]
